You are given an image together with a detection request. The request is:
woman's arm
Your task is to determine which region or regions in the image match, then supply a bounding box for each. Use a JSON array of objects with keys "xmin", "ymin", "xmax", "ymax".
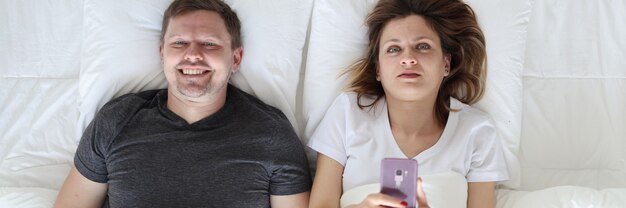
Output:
[
  {"xmin": 310, "ymin": 154, "xmax": 407, "ymax": 208},
  {"xmin": 309, "ymin": 153, "xmax": 344, "ymax": 208},
  {"xmin": 271, "ymin": 192, "xmax": 310, "ymax": 208},
  {"xmin": 467, "ymin": 182, "xmax": 496, "ymax": 208}
]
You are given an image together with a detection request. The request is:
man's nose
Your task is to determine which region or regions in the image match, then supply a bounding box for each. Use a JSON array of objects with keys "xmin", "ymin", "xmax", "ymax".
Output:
[{"xmin": 184, "ymin": 44, "xmax": 203, "ymax": 62}]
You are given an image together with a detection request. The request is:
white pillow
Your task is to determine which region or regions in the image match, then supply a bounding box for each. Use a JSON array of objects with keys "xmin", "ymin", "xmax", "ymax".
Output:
[
  {"xmin": 302, "ymin": 0, "xmax": 376, "ymax": 171},
  {"xmin": 302, "ymin": 0, "xmax": 374, "ymax": 140},
  {"xmin": 467, "ymin": 0, "xmax": 532, "ymax": 189},
  {"xmin": 303, "ymin": 0, "xmax": 533, "ymax": 189},
  {"xmin": 226, "ymin": 0, "xmax": 314, "ymax": 134},
  {"xmin": 78, "ymin": 0, "xmax": 314, "ymax": 138},
  {"xmin": 79, "ymin": 0, "xmax": 172, "ymax": 140}
]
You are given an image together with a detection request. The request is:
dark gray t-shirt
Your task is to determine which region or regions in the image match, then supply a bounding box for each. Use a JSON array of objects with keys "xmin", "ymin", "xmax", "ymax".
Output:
[{"xmin": 74, "ymin": 85, "xmax": 311, "ymax": 208}]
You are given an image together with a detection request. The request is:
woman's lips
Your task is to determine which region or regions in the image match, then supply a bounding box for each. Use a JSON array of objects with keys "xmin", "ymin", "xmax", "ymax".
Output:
[{"xmin": 398, "ymin": 73, "xmax": 420, "ymax": 78}]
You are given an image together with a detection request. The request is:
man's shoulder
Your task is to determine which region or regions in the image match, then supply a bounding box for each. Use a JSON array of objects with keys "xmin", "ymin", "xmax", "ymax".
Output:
[
  {"xmin": 95, "ymin": 89, "xmax": 164, "ymax": 122},
  {"xmin": 102, "ymin": 89, "xmax": 162, "ymax": 110},
  {"xmin": 228, "ymin": 85, "xmax": 287, "ymax": 121}
]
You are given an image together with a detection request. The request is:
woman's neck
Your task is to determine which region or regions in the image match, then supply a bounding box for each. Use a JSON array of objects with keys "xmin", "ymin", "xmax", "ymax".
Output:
[
  {"xmin": 385, "ymin": 95, "xmax": 444, "ymax": 158},
  {"xmin": 386, "ymin": 96, "xmax": 442, "ymax": 137}
]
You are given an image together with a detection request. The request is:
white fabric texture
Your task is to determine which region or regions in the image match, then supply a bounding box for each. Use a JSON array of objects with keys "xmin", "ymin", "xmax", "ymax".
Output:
[
  {"xmin": 495, "ymin": 0, "xmax": 626, "ymax": 207},
  {"xmin": 518, "ymin": 0, "xmax": 626, "ymax": 190},
  {"xmin": 2, "ymin": 0, "xmax": 626, "ymax": 207},
  {"xmin": 78, "ymin": 0, "xmax": 172, "ymax": 141},
  {"xmin": 0, "ymin": 0, "xmax": 82, "ymax": 191},
  {"xmin": 0, "ymin": 188, "xmax": 57, "ymax": 208},
  {"xmin": 497, "ymin": 187, "xmax": 626, "ymax": 208},
  {"xmin": 340, "ymin": 171, "xmax": 468, "ymax": 208},
  {"xmin": 303, "ymin": 0, "xmax": 532, "ymax": 189},
  {"xmin": 225, "ymin": 0, "xmax": 314, "ymax": 134},
  {"xmin": 308, "ymin": 93, "xmax": 509, "ymax": 192}
]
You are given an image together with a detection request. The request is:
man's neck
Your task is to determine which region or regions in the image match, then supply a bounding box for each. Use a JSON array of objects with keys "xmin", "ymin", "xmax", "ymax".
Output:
[{"xmin": 166, "ymin": 89, "xmax": 227, "ymax": 124}]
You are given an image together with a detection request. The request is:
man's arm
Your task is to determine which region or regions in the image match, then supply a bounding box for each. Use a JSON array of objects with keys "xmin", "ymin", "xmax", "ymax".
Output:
[
  {"xmin": 54, "ymin": 165, "xmax": 107, "ymax": 208},
  {"xmin": 270, "ymin": 192, "xmax": 310, "ymax": 208},
  {"xmin": 467, "ymin": 182, "xmax": 496, "ymax": 208}
]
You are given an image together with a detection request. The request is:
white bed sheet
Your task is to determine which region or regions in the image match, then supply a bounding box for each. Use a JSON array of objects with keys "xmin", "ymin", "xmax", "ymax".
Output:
[
  {"xmin": 2, "ymin": 0, "xmax": 626, "ymax": 207},
  {"xmin": 519, "ymin": 0, "xmax": 626, "ymax": 190},
  {"xmin": 0, "ymin": 0, "xmax": 82, "ymax": 192}
]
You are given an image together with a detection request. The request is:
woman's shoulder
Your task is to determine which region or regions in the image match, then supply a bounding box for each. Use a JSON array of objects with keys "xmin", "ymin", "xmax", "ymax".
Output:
[
  {"xmin": 447, "ymin": 98, "xmax": 500, "ymax": 147},
  {"xmin": 450, "ymin": 97, "xmax": 494, "ymax": 127},
  {"xmin": 334, "ymin": 91, "xmax": 356, "ymax": 104},
  {"xmin": 331, "ymin": 92, "xmax": 384, "ymax": 117}
]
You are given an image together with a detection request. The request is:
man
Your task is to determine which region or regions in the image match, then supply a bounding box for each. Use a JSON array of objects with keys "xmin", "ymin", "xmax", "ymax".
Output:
[{"xmin": 54, "ymin": 0, "xmax": 311, "ymax": 207}]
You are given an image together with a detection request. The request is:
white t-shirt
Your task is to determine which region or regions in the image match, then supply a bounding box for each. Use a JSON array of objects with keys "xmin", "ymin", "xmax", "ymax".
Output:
[{"xmin": 308, "ymin": 92, "xmax": 509, "ymax": 192}]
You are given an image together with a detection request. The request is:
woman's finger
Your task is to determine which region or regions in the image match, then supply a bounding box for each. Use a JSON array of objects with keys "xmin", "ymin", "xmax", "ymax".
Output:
[
  {"xmin": 416, "ymin": 177, "xmax": 430, "ymax": 208},
  {"xmin": 362, "ymin": 193, "xmax": 408, "ymax": 208}
]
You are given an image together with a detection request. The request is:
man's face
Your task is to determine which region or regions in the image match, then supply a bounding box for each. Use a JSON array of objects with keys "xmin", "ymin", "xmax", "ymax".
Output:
[{"xmin": 160, "ymin": 10, "xmax": 242, "ymax": 100}]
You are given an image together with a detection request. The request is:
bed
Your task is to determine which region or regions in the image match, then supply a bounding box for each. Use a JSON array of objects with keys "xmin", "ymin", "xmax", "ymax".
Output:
[{"xmin": 1, "ymin": 0, "xmax": 625, "ymax": 207}]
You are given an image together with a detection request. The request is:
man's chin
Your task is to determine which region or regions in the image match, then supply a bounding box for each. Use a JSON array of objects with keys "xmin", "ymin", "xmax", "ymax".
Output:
[
  {"xmin": 176, "ymin": 86, "xmax": 210, "ymax": 99},
  {"xmin": 179, "ymin": 90, "xmax": 209, "ymax": 98}
]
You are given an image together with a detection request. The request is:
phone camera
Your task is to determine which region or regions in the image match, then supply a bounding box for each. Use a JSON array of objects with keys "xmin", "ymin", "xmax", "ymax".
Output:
[{"xmin": 394, "ymin": 169, "xmax": 404, "ymax": 187}]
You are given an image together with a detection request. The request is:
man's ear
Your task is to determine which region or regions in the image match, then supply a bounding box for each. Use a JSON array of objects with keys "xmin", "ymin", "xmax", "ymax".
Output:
[
  {"xmin": 231, "ymin": 47, "xmax": 243, "ymax": 73},
  {"xmin": 159, "ymin": 41, "xmax": 164, "ymax": 61}
]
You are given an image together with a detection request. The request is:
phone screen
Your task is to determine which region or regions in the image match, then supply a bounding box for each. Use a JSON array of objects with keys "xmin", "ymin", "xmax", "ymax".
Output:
[{"xmin": 380, "ymin": 158, "xmax": 418, "ymax": 208}]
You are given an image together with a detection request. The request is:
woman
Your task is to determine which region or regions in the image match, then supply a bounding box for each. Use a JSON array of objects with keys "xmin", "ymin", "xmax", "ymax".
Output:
[{"xmin": 308, "ymin": 0, "xmax": 509, "ymax": 207}]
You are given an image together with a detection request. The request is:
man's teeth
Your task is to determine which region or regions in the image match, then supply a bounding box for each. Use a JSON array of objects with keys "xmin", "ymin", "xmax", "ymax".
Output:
[{"xmin": 182, "ymin": 69, "xmax": 204, "ymax": 75}]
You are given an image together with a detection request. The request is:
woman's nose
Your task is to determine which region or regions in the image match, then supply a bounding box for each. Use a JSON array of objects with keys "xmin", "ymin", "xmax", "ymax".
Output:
[{"xmin": 400, "ymin": 56, "xmax": 417, "ymax": 66}]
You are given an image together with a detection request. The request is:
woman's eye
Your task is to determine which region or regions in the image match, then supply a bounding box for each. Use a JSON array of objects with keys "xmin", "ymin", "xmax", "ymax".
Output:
[
  {"xmin": 387, "ymin": 46, "xmax": 401, "ymax": 53},
  {"xmin": 417, "ymin": 43, "xmax": 430, "ymax": 50}
]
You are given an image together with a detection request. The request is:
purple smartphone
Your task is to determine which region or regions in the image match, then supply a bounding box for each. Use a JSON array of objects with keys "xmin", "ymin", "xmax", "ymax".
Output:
[{"xmin": 380, "ymin": 158, "xmax": 418, "ymax": 208}]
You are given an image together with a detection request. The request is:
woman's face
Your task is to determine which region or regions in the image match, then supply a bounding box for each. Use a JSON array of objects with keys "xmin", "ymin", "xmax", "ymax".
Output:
[{"xmin": 377, "ymin": 15, "xmax": 450, "ymax": 103}]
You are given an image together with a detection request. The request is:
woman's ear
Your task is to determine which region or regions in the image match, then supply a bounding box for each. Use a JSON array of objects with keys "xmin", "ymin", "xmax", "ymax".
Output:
[{"xmin": 443, "ymin": 53, "xmax": 452, "ymax": 76}]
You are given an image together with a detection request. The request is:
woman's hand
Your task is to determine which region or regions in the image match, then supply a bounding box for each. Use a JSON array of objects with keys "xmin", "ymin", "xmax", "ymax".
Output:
[
  {"xmin": 347, "ymin": 177, "xmax": 430, "ymax": 208},
  {"xmin": 348, "ymin": 193, "xmax": 408, "ymax": 208},
  {"xmin": 348, "ymin": 177, "xmax": 430, "ymax": 208},
  {"xmin": 416, "ymin": 177, "xmax": 430, "ymax": 208}
]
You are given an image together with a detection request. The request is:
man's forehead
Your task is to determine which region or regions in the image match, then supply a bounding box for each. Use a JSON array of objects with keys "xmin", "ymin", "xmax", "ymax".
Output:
[{"xmin": 165, "ymin": 11, "xmax": 229, "ymax": 37}]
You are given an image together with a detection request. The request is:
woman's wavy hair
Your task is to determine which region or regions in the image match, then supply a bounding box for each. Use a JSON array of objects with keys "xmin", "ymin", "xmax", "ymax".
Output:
[{"xmin": 345, "ymin": 0, "xmax": 487, "ymax": 126}]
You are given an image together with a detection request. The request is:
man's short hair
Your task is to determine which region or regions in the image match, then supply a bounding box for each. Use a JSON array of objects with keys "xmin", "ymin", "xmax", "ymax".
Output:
[{"xmin": 161, "ymin": 0, "xmax": 242, "ymax": 49}]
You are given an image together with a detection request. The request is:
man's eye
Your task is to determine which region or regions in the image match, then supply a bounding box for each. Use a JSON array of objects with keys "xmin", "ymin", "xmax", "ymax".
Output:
[
  {"xmin": 173, "ymin": 41, "xmax": 186, "ymax": 46},
  {"xmin": 203, "ymin": 42, "xmax": 216, "ymax": 47},
  {"xmin": 417, "ymin": 43, "xmax": 431, "ymax": 50},
  {"xmin": 387, "ymin": 46, "xmax": 401, "ymax": 53}
]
